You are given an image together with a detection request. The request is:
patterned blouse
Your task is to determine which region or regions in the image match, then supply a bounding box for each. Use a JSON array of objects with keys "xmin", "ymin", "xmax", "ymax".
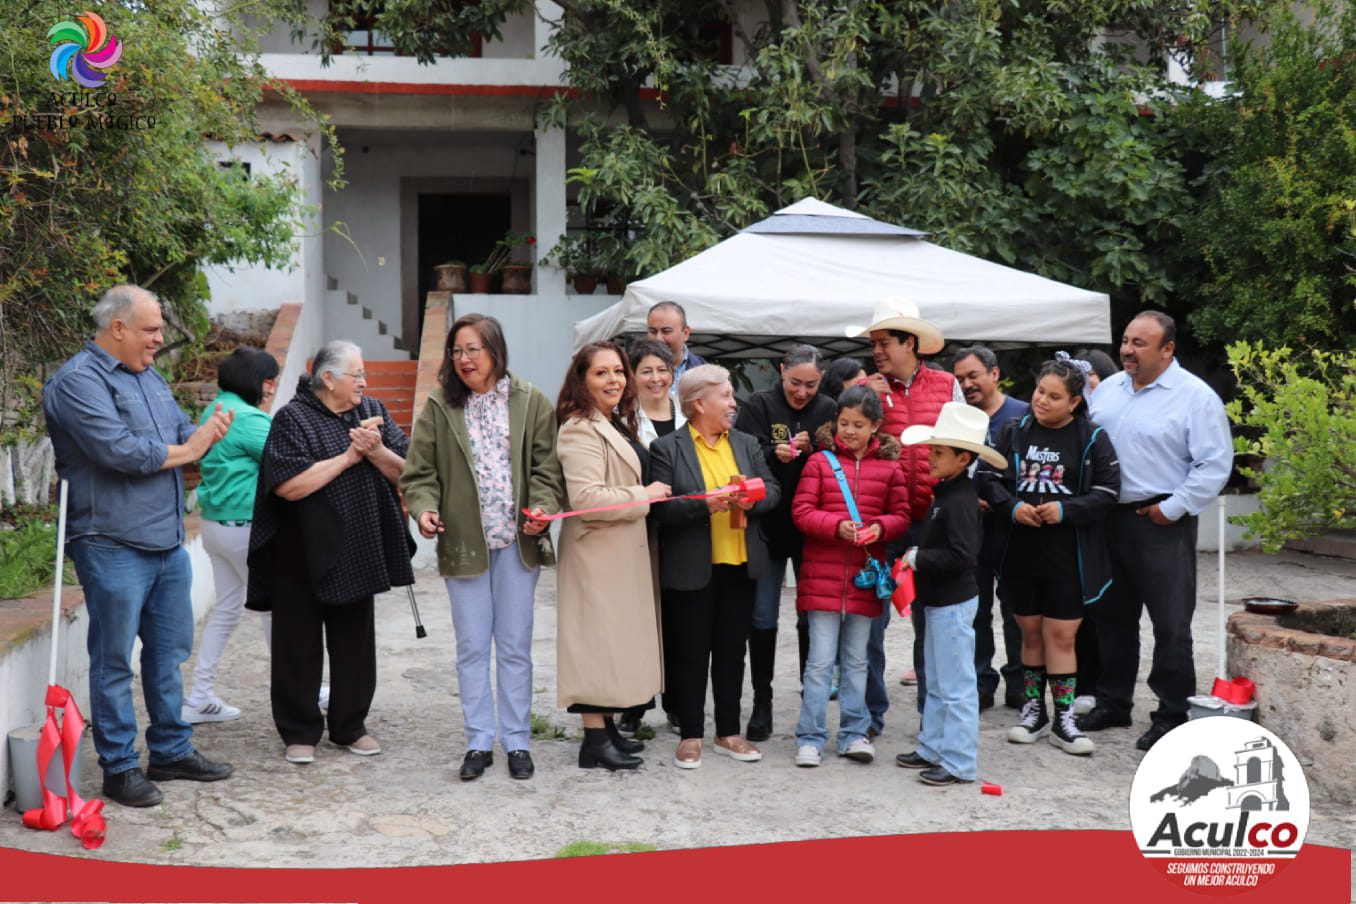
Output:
[{"xmin": 465, "ymin": 376, "xmax": 517, "ymax": 549}]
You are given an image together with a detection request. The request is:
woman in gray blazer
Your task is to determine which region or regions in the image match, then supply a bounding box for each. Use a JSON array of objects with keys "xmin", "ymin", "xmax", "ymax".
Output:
[{"xmin": 649, "ymin": 364, "xmax": 780, "ymax": 770}]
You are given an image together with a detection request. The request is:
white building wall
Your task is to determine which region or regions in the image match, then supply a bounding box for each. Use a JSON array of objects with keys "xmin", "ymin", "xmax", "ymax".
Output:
[{"xmin": 202, "ymin": 139, "xmax": 320, "ymax": 320}]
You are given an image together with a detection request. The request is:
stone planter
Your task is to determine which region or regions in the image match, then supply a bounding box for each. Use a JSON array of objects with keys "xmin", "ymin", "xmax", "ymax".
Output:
[
  {"xmin": 434, "ymin": 263, "xmax": 467, "ymax": 293},
  {"xmin": 500, "ymin": 264, "xmax": 532, "ymax": 294},
  {"xmin": 1227, "ymin": 598, "xmax": 1356, "ymax": 805}
]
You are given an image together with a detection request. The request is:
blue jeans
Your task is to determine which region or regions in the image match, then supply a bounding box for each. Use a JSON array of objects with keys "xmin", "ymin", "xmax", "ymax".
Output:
[
  {"xmin": 445, "ymin": 543, "xmax": 539, "ymax": 752},
  {"xmin": 751, "ymin": 557, "xmax": 789, "ymax": 631},
  {"xmin": 915, "ymin": 597, "xmax": 979, "ymax": 780},
  {"xmin": 796, "ymin": 610, "xmax": 871, "ymax": 753},
  {"xmin": 69, "ymin": 538, "xmax": 195, "ymax": 775}
]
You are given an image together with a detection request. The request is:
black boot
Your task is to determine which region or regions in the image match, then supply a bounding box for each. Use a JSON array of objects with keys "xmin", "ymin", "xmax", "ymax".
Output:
[
  {"xmin": 604, "ymin": 716, "xmax": 644, "ymax": 753},
  {"xmin": 746, "ymin": 627, "xmax": 777, "ymax": 741},
  {"xmin": 579, "ymin": 727, "xmax": 642, "ymax": 770}
]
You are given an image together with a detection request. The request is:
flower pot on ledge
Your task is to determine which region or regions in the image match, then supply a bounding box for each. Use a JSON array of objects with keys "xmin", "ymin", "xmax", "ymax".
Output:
[
  {"xmin": 468, "ymin": 270, "xmax": 494, "ymax": 293},
  {"xmin": 571, "ymin": 273, "xmax": 599, "ymax": 294},
  {"xmin": 434, "ymin": 262, "xmax": 468, "ymax": 292},
  {"xmin": 500, "ymin": 264, "xmax": 532, "ymax": 294},
  {"xmin": 605, "ymin": 274, "xmax": 628, "ymax": 295}
]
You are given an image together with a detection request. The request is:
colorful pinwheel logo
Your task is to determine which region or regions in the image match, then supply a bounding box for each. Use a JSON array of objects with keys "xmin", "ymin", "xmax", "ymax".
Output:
[{"xmin": 47, "ymin": 12, "xmax": 122, "ymax": 88}]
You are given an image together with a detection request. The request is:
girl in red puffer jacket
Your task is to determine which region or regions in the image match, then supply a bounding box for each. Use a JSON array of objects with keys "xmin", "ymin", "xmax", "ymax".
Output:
[{"xmin": 790, "ymin": 386, "xmax": 910, "ymax": 767}]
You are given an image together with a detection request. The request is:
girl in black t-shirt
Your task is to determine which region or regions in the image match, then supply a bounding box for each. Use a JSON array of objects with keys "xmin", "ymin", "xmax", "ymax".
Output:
[{"xmin": 980, "ymin": 356, "xmax": 1120, "ymax": 757}]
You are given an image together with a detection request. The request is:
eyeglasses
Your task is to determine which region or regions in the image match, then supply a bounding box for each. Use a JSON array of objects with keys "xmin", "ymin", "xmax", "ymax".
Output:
[
  {"xmin": 451, "ymin": 346, "xmax": 485, "ymax": 360},
  {"xmin": 343, "ymin": 370, "xmax": 367, "ymax": 381}
]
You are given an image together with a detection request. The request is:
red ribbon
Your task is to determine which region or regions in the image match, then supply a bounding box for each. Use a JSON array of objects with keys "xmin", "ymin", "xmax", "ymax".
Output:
[
  {"xmin": 21, "ymin": 685, "xmax": 105, "ymax": 849},
  {"xmin": 891, "ymin": 559, "xmax": 916, "ymax": 616},
  {"xmin": 526, "ymin": 477, "xmax": 767, "ymax": 522}
]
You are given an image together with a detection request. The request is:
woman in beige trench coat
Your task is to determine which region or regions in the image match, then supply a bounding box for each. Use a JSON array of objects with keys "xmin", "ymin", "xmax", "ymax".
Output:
[{"xmin": 555, "ymin": 340, "xmax": 671, "ymax": 770}]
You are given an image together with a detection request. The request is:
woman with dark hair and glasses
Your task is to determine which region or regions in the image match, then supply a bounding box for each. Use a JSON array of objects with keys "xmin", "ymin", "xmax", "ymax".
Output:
[
  {"xmin": 978, "ymin": 353, "xmax": 1120, "ymax": 757},
  {"xmin": 554, "ymin": 341, "xmax": 671, "ymax": 769},
  {"xmin": 248, "ymin": 340, "xmax": 413, "ymax": 766},
  {"xmin": 732, "ymin": 344, "xmax": 836, "ymax": 741},
  {"xmin": 401, "ymin": 313, "xmax": 564, "ymax": 782},
  {"xmin": 182, "ymin": 347, "xmax": 279, "ymax": 725}
]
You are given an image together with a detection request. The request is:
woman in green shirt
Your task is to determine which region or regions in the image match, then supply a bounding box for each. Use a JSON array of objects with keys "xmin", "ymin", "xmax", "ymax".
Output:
[{"xmin": 182, "ymin": 348, "xmax": 278, "ymax": 724}]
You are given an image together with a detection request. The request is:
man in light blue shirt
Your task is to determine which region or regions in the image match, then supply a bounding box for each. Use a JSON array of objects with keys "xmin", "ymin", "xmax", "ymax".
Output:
[
  {"xmin": 45, "ymin": 285, "xmax": 237, "ymax": 808},
  {"xmin": 646, "ymin": 301, "xmax": 706, "ymax": 396},
  {"xmin": 1078, "ymin": 311, "xmax": 1232, "ymax": 751}
]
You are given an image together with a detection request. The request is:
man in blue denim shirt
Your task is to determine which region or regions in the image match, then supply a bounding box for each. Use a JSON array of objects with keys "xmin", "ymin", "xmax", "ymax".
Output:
[{"xmin": 44, "ymin": 285, "xmax": 237, "ymax": 807}]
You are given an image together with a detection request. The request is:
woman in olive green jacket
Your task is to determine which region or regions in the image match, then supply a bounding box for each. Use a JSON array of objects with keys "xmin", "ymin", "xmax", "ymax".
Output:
[{"xmin": 400, "ymin": 313, "xmax": 565, "ymax": 781}]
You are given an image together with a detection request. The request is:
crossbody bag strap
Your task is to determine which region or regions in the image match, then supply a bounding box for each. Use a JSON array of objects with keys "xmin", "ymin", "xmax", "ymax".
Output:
[{"xmin": 821, "ymin": 450, "xmax": 863, "ymax": 525}]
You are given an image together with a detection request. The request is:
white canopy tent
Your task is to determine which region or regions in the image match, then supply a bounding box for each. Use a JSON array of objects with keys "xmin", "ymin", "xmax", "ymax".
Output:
[{"xmin": 573, "ymin": 198, "xmax": 1112, "ymax": 357}]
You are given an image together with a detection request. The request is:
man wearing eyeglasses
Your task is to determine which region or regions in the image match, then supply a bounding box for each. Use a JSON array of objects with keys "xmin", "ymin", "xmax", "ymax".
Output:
[{"xmin": 44, "ymin": 284, "xmax": 237, "ymax": 808}]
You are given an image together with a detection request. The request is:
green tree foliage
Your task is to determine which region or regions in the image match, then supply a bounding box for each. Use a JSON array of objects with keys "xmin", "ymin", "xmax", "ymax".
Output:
[
  {"xmin": 1227, "ymin": 341, "xmax": 1356, "ymax": 551},
  {"xmin": 1174, "ymin": 2, "xmax": 1356, "ymax": 351},
  {"xmin": 0, "ymin": 0, "xmax": 335, "ymax": 434},
  {"xmin": 537, "ymin": 0, "xmax": 1279, "ymax": 317}
]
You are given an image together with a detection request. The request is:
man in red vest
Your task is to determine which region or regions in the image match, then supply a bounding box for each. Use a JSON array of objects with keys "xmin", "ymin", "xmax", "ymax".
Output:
[{"xmin": 847, "ymin": 299, "xmax": 964, "ymax": 736}]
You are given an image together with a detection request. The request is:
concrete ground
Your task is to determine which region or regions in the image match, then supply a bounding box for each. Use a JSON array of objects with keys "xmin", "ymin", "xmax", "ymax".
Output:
[{"xmin": 2, "ymin": 549, "xmax": 1354, "ymax": 868}]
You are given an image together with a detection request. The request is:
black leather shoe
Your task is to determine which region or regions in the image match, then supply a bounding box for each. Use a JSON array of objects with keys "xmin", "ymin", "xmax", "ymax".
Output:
[
  {"xmin": 745, "ymin": 700, "xmax": 772, "ymax": 742},
  {"xmin": 460, "ymin": 749, "xmax": 493, "ymax": 781},
  {"xmin": 578, "ymin": 728, "xmax": 642, "ymax": 770},
  {"xmin": 616, "ymin": 714, "xmax": 641, "ymax": 735},
  {"xmin": 507, "ymin": 749, "xmax": 534, "ymax": 779},
  {"xmin": 918, "ymin": 765, "xmax": 971, "ymax": 786},
  {"xmin": 603, "ymin": 716, "xmax": 644, "ymax": 753},
  {"xmin": 1076, "ymin": 706, "xmax": 1133, "ymax": 732},
  {"xmin": 102, "ymin": 767, "xmax": 163, "ymax": 807},
  {"xmin": 146, "ymin": 750, "xmax": 233, "ymax": 782},
  {"xmin": 895, "ymin": 751, "xmax": 935, "ymax": 769},
  {"xmin": 978, "ymin": 693, "xmax": 995, "ymax": 712},
  {"xmin": 1136, "ymin": 722, "xmax": 1176, "ymax": 751}
]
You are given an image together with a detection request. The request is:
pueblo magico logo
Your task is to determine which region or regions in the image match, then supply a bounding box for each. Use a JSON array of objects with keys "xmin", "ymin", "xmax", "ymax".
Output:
[{"xmin": 1128, "ymin": 718, "xmax": 1309, "ymax": 893}]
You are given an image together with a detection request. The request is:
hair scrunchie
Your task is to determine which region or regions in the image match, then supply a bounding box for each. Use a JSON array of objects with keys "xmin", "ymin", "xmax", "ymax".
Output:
[{"xmin": 1054, "ymin": 350, "xmax": 1093, "ymax": 376}]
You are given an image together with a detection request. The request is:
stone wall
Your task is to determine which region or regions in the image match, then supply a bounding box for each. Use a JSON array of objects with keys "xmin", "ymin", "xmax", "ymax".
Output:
[{"xmin": 1226, "ymin": 600, "xmax": 1356, "ymax": 805}]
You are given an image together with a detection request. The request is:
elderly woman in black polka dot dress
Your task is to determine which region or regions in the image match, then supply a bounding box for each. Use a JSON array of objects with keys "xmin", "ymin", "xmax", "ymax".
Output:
[{"xmin": 247, "ymin": 340, "xmax": 415, "ymax": 766}]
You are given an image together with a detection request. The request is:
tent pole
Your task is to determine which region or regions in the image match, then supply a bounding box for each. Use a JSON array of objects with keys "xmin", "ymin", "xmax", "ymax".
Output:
[{"xmin": 1218, "ymin": 495, "xmax": 1228, "ymax": 681}]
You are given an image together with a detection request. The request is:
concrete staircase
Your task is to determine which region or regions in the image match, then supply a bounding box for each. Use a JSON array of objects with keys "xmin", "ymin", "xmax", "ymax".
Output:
[
  {"xmin": 363, "ymin": 360, "xmax": 418, "ymax": 435},
  {"xmin": 325, "ymin": 277, "xmax": 407, "ymax": 359}
]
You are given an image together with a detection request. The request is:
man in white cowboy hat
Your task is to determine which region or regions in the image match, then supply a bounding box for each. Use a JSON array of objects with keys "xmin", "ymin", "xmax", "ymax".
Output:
[
  {"xmin": 893, "ymin": 401, "xmax": 1005, "ymax": 786},
  {"xmin": 845, "ymin": 298, "xmax": 964, "ymax": 736}
]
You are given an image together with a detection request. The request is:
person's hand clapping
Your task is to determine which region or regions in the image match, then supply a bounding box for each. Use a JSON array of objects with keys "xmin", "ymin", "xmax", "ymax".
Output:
[
  {"xmin": 189, "ymin": 403, "xmax": 234, "ymax": 459},
  {"xmin": 417, "ymin": 510, "xmax": 445, "ymax": 539},
  {"xmin": 1013, "ymin": 502, "xmax": 1043, "ymax": 527},
  {"xmin": 347, "ymin": 425, "xmax": 380, "ymax": 463}
]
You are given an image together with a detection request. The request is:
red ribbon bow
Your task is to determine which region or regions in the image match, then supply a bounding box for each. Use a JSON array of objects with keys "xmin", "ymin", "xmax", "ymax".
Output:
[
  {"xmin": 1211, "ymin": 676, "xmax": 1256, "ymax": 705},
  {"xmin": 21, "ymin": 685, "xmax": 105, "ymax": 849}
]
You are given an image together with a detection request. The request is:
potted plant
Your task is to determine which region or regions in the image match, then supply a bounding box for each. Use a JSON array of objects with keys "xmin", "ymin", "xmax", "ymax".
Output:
[
  {"xmin": 468, "ymin": 263, "xmax": 493, "ymax": 293},
  {"xmin": 434, "ymin": 260, "xmax": 468, "ymax": 292},
  {"xmin": 500, "ymin": 259, "xmax": 533, "ymax": 294},
  {"xmin": 543, "ymin": 234, "xmax": 602, "ymax": 294},
  {"xmin": 596, "ymin": 235, "xmax": 632, "ymax": 295},
  {"xmin": 477, "ymin": 230, "xmax": 535, "ymax": 294}
]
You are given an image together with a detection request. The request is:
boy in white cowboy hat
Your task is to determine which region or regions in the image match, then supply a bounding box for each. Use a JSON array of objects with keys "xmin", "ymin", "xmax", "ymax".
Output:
[
  {"xmin": 892, "ymin": 402, "xmax": 1006, "ymax": 786},
  {"xmin": 845, "ymin": 298, "xmax": 964, "ymax": 736}
]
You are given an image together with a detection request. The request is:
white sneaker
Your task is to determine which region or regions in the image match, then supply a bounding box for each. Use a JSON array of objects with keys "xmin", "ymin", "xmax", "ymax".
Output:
[
  {"xmin": 318, "ymin": 685, "xmax": 331, "ymax": 711},
  {"xmin": 1072, "ymin": 695, "xmax": 1096, "ymax": 716},
  {"xmin": 182, "ymin": 697, "xmax": 241, "ymax": 724},
  {"xmin": 795, "ymin": 745, "xmax": 822, "ymax": 767},
  {"xmin": 842, "ymin": 737, "xmax": 875, "ymax": 763}
]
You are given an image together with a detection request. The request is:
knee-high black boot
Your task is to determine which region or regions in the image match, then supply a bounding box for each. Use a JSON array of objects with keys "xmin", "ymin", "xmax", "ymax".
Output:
[{"xmin": 745, "ymin": 627, "xmax": 777, "ymax": 741}]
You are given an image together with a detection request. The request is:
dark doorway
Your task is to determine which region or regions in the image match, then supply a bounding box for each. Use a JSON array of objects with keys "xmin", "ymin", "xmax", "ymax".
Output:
[{"xmin": 417, "ymin": 193, "xmax": 511, "ymax": 333}]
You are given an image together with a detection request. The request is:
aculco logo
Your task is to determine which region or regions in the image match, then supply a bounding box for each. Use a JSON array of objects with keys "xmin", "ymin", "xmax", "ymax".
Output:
[{"xmin": 1129, "ymin": 718, "xmax": 1309, "ymax": 893}]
